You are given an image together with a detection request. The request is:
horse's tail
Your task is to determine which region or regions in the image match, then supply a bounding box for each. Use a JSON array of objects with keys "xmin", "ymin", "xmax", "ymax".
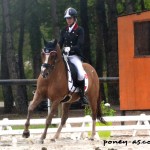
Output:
[{"xmin": 96, "ymin": 86, "xmax": 106, "ymax": 124}]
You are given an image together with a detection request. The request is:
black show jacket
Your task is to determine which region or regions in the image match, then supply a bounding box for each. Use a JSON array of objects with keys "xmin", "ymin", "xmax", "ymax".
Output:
[{"xmin": 59, "ymin": 23, "xmax": 84, "ymax": 56}]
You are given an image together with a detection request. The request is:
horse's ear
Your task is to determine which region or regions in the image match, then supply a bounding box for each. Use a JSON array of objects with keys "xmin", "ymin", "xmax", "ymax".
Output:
[{"xmin": 53, "ymin": 39, "xmax": 57, "ymax": 47}]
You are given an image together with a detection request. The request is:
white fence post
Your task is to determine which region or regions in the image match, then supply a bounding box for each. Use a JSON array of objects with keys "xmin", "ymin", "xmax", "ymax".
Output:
[
  {"xmin": 133, "ymin": 113, "xmax": 150, "ymax": 136},
  {"xmin": 0, "ymin": 114, "xmax": 150, "ymax": 138}
]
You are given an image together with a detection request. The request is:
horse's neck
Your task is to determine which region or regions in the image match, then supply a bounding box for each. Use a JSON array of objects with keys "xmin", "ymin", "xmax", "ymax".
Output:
[{"xmin": 50, "ymin": 51, "xmax": 66, "ymax": 80}]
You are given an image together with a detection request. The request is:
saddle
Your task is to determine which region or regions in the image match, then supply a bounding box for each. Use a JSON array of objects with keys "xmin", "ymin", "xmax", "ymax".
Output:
[
  {"xmin": 67, "ymin": 59, "xmax": 79, "ymax": 88},
  {"xmin": 63, "ymin": 56, "xmax": 88, "ymax": 92},
  {"xmin": 61, "ymin": 55, "xmax": 88, "ymax": 103}
]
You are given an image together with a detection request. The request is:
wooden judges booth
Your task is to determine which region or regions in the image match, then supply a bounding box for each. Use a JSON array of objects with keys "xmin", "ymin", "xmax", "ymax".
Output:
[{"xmin": 118, "ymin": 11, "xmax": 150, "ymax": 110}]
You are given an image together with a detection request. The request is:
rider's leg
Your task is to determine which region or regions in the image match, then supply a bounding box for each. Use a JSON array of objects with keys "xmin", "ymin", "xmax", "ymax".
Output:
[
  {"xmin": 68, "ymin": 55, "xmax": 88, "ymax": 105},
  {"xmin": 77, "ymin": 79, "xmax": 88, "ymax": 105}
]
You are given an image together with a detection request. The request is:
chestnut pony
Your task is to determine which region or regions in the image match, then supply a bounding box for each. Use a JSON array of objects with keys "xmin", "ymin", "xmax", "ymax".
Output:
[{"xmin": 22, "ymin": 39, "xmax": 104, "ymax": 143}]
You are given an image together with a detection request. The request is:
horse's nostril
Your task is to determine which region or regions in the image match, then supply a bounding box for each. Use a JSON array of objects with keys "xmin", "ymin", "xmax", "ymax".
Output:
[
  {"xmin": 41, "ymin": 72, "xmax": 45, "ymax": 78},
  {"xmin": 41, "ymin": 72, "xmax": 49, "ymax": 79}
]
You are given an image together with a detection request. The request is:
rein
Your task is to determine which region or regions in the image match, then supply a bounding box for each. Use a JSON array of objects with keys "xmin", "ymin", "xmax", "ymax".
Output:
[
  {"xmin": 41, "ymin": 47, "xmax": 77, "ymax": 102},
  {"xmin": 41, "ymin": 51, "xmax": 57, "ymax": 78}
]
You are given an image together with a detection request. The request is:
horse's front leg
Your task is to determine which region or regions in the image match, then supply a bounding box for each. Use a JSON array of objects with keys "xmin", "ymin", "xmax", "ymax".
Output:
[
  {"xmin": 40, "ymin": 101, "xmax": 60, "ymax": 143},
  {"xmin": 51, "ymin": 102, "xmax": 71, "ymax": 141},
  {"xmin": 22, "ymin": 108, "xmax": 32, "ymax": 138},
  {"xmin": 22, "ymin": 92, "xmax": 42, "ymax": 138}
]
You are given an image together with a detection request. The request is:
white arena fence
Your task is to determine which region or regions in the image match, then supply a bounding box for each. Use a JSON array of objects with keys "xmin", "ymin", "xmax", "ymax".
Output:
[{"xmin": 0, "ymin": 114, "xmax": 150, "ymax": 139}]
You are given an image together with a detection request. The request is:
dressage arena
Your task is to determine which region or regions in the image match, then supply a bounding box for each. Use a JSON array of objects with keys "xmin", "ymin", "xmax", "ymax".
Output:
[
  {"xmin": 0, "ymin": 109, "xmax": 150, "ymax": 150},
  {"xmin": 0, "ymin": 132, "xmax": 149, "ymax": 150}
]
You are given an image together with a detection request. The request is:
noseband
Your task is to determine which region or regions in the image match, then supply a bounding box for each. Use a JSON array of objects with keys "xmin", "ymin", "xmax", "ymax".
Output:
[{"xmin": 41, "ymin": 62, "xmax": 55, "ymax": 70}]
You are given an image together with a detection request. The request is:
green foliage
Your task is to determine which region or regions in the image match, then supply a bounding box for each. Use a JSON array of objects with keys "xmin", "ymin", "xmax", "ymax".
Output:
[
  {"xmin": 144, "ymin": 0, "xmax": 150, "ymax": 9},
  {"xmin": 96, "ymin": 122, "xmax": 112, "ymax": 139},
  {"xmin": 12, "ymin": 124, "xmax": 56, "ymax": 130},
  {"xmin": 1, "ymin": 0, "xmax": 150, "ymax": 104},
  {"xmin": 84, "ymin": 105, "xmax": 91, "ymax": 116},
  {"xmin": 24, "ymin": 61, "xmax": 33, "ymax": 78},
  {"xmin": 116, "ymin": 1, "xmax": 124, "ymax": 14},
  {"xmin": 84, "ymin": 101, "xmax": 116, "ymax": 116},
  {"xmin": 87, "ymin": 0, "xmax": 95, "ymax": 7},
  {"xmin": 85, "ymin": 99, "xmax": 114, "ymax": 139},
  {"xmin": 101, "ymin": 101, "xmax": 116, "ymax": 116},
  {"xmin": 2, "ymin": 0, "xmax": 149, "ymax": 80}
]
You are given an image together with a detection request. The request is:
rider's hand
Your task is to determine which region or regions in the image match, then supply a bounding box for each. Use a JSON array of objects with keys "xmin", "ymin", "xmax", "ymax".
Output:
[{"xmin": 63, "ymin": 47, "xmax": 70, "ymax": 55}]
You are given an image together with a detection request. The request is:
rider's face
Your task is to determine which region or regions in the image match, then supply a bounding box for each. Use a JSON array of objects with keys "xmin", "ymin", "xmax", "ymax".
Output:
[{"xmin": 66, "ymin": 17, "xmax": 74, "ymax": 26}]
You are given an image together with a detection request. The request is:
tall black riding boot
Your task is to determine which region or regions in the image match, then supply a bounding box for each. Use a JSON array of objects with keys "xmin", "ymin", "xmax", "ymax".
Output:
[{"xmin": 78, "ymin": 79, "xmax": 88, "ymax": 105}]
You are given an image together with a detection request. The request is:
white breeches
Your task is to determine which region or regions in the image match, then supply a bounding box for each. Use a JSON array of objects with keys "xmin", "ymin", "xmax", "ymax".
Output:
[{"xmin": 68, "ymin": 55, "xmax": 85, "ymax": 81}]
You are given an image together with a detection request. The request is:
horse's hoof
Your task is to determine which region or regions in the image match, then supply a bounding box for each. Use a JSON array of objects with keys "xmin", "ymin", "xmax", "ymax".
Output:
[
  {"xmin": 41, "ymin": 147, "xmax": 47, "ymax": 150},
  {"xmin": 36, "ymin": 139, "xmax": 44, "ymax": 144},
  {"xmin": 39, "ymin": 140, "xmax": 44, "ymax": 144},
  {"xmin": 50, "ymin": 138, "xmax": 56, "ymax": 142},
  {"xmin": 22, "ymin": 130, "xmax": 30, "ymax": 138},
  {"xmin": 89, "ymin": 137, "xmax": 94, "ymax": 141}
]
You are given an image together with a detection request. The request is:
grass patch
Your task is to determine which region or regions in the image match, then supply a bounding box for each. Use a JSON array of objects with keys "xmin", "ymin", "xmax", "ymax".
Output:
[
  {"xmin": 12, "ymin": 124, "xmax": 57, "ymax": 130},
  {"xmin": 87, "ymin": 122, "xmax": 112, "ymax": 139},
  {"xmin": 96, "ymin": 122, "xmax": 112, "ymax": 139}
]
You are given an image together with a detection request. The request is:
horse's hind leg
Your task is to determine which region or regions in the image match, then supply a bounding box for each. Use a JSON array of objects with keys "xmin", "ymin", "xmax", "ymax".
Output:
[
  {"xmin": 88, "ymin": 95, "xmax": 98, "ymax": 140},
  {"xmin": 51, "ymin": 103, "xmax": 71, "ymax": 140}
]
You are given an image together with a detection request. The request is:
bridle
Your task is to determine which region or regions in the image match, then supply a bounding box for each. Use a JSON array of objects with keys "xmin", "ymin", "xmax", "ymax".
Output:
[{"xmin": 41, "ymin": 50, "xmax": 57, "ymax": 78}]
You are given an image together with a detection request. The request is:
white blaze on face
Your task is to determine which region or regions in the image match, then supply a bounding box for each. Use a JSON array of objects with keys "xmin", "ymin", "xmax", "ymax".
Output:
[
  {"xmin": 45, "ymin": 54, "xmax": 49, "ymax": 64},
  {"xmin": 41, "ymin": 53, "xmax": 50, "ymax": 72}
]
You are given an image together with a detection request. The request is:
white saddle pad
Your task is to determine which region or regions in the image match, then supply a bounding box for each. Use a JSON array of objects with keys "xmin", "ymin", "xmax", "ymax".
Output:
[{"xmin": 65, "ymin": 60, "xmax": 88, "ymax": 93}]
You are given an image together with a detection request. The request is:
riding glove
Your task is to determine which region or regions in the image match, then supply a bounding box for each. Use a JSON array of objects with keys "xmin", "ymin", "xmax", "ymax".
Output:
[{"xmin": 63, "ymin": 47, "xmax": 70, "ymax": 55}]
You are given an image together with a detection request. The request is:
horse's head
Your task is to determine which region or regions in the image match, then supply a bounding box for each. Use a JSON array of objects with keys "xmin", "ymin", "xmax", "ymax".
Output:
[{"xmin": 41, "ymin": 39, "xmax": 58, "ymax": 78}]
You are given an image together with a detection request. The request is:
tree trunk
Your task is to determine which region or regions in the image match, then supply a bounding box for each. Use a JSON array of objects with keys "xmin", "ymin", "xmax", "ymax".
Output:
[
  {"xmin": 18, "ymin": 0, "xmax": 28, "ymax": 102},
  {"xmin": 1, "ymin": 18, "xmax": 14, "ymax": 113},
  {"xmin": 95, "ymin": 0, "xmax": 107, "ymax": 102},
  {"xmin": 80, "ymin": 0, "xmax": 91, "ymax": 64},
  {"xmin": 50, "ymin": 0, "xmax": 60, "ymax": 39},
  {"xmin": 140, "ymin": 0, "xmax": 145, "ymax": 11},
  {"xmin": 28, "ymin": 0, "xmax": 42, "ymax": 78},
  {"xmin": 106, "ymin": 0, "xmax": 119, "ymax": 105},
  {"xmin": 2, "ymin": 0, "xmax": 28, "ymax": 113}
]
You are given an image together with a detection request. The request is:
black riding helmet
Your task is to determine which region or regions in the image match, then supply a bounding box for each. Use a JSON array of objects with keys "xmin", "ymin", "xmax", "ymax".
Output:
[{"xmin": 64, "ymin": 7, "xmax": 77, "ymax": 18}]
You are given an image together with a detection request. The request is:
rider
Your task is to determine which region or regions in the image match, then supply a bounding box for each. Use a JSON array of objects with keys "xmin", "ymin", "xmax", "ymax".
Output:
[{"xmin": 59, "ymin": 7, "xmax": 88, "ymax": 105}]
